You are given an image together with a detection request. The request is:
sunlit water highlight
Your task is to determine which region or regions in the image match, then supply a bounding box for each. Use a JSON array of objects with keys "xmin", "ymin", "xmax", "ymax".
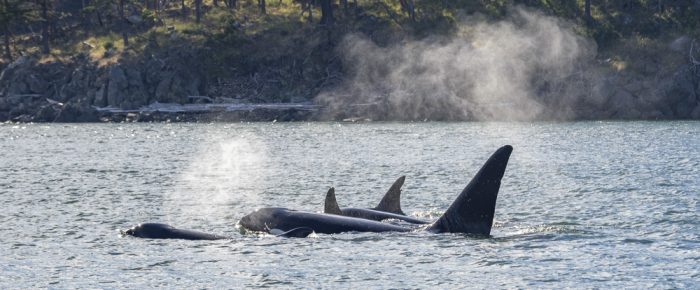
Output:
[{"xmin": 1, "ymin": 122, "xmax": 698, "ymax": 288}]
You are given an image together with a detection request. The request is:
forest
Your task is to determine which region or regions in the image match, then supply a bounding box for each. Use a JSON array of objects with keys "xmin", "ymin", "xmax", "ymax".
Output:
[{"xmin": 0, "ymin": 1, "xmax": 699, "ymax": 121}]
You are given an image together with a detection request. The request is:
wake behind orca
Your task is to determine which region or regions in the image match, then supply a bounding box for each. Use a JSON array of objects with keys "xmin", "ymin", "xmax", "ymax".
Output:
[{"xmin": 240, "ymin": 145, "xmax": 513, "ymax": 236}]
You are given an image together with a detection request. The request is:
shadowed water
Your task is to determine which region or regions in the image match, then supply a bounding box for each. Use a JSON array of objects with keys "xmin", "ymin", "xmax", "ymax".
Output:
[{"xmin": 1, "ymin": 122, "xmax": 698, "ymax": 288}]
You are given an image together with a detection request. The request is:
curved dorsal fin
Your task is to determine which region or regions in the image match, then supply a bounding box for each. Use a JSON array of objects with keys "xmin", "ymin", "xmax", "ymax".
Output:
[
  {"xmin": 427, "ymin": 145, "xmax": 512, "ymax": 236},
  {"xmin": 324, "ymin": 187, "xmax": 343, "ymax": 215},
  {"xmin": 373, "ymin": 176, "xmax": 406, "ymax": 215}
]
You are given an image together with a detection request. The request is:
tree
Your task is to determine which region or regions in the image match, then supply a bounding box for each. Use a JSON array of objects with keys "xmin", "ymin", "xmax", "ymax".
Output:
[
  {"xmin": 258, "ymin": 0, "xmax": 266, "ymax": 14},
  {"xmin": 37, "ymin": 0, "xmax": 52, "ymax": 54},
  {"xmin": 584, "ymin": 0, "xmax": 592, "ymax": 24},
  {"xmin": 225, "ymin": 0, "xmax": 236, "ymax": 10},
  {"xmin": 119, "ymin": 0, "xmax": 128, "ymax": 47},
  {"xmin": 319, "ymin": 0, "xmax": 333, "ymax": 25},
  {"xmin": 81, "ymin": 0, "xmax": 111, "ymax": 29},
  {"xmin": 0, "ymin": 0, "xmax": 39, "ymax": 60},
  {"xmin": 340, "ymin": 0, "xmax": 347, "ymax": 14},
  {"xmin": 399, "ymin": 0, "xmax": 415, "ymax": 22},
  {"xmin": 195, "ymin": 0, "xmax": 201, "ymax": 23}
]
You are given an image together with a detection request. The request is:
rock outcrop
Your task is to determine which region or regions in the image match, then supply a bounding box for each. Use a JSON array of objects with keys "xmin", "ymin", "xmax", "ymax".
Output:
[
  {"xmin": 0, "ymin": 43, "xmax": 208, "ymax": 122},
  {"xmin": 0, "ymin": 37, "xmax": 698, "ymax": 122}
]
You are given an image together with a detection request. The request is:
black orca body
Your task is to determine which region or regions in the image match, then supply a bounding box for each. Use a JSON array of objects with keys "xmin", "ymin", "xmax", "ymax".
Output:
[
  {"xmin": 241, "ymin": 145, "xmax": 513, "ymax": 236},
  {"xmin": 123, "ymin": 223, "xmax": 313, "ymax": 239},
  {"xmin": 324, "ymin": 187, "xmax": 429, "ymax": 224},
  {"xmin": 239, "ymin": 208, "xmax": 412, "ymax": 234},
  {"xmin": 123, "ymin": 223, "xmax": 226, "ymax": 240}
]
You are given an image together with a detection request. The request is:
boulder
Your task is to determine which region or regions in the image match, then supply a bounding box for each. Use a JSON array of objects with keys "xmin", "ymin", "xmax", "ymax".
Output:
[
  {"xmin": 26, "ymin": 74, "xmax": 49, "ymax": 93},
  {"xmin": 691, "ymin": 105, "xmax": 700, "ymax": 119},
  {"xmin": 53, "ymin": 102, "xmax": 99, "ymax": 122},
  {"xmin": 588, "ymin": 78, "xmax": 615, "ymax": 107},
  {"xmin": 107, "ymin": 66, "xmax": 128, "ymax": 107},
  {"xmin": 94, "ymin": 84, "xmax": 107, "ymax": 107}
]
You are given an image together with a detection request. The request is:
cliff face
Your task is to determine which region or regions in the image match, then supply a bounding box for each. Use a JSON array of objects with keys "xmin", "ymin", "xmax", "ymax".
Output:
[
  {"xmin": 0, "ymin": 35, "xmax": 698, "ymax": 122},
  {"xmin": 0, "ymin": 44, "xmax": 207, "ymax": 122}
]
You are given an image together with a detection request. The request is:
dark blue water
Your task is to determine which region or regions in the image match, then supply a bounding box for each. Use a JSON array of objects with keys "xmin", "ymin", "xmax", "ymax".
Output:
[{"xmin": 1, "ymin": 122, "xmax": 698, "ymax": 288}]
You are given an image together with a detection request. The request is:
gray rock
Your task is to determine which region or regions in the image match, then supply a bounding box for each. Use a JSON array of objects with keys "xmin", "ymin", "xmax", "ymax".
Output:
[
  {"xmin": 94, "ymin": 84, "xmax": 107, "ymax": 107},
  {"xmin": 624, "ymin": 80, "xmax": 645, "ymax": 94},
  {"xmin": 649, "ymin": 110, "xmax": 665, "ymax": 119},
  {"xmin": 107, "ymin": 67, "xmax": 128, "ymax": 107},
  {"xmin": 691, "ymin": 105, "xmax": 700, "ymax": 119},
  {"xmin": 127, "ymin": 15, "xmax": 143, "ymax": 24},
  {"xmin": 588, "ymin": 81, "xmax": 614, "ymax": 107},
  {"xmin": 615, "ymin": 108, "xmax": 642, "ymax": 119},
  {"xmin": 154, "ymin": 72, "xmax": 175, "ymax": 102},
  {"xmin": 6, "ymin": 79, "xmax": 29, "ymax": 96},
  {"xmin": 675, "ymin": 100, "xmax": 695, "ymax": 118},
  {"xmin": 26, "ymin": 74, "xmax": 49, "ymax": 93},
  {"xmin": 609, "ymin": 89, "xmax": 636, "ymax": 110}
]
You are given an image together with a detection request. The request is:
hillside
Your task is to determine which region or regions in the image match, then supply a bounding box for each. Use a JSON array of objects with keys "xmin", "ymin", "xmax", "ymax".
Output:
[{"xmin": 0, "ymin": 0, "xmax": 699, "ymax": 121}]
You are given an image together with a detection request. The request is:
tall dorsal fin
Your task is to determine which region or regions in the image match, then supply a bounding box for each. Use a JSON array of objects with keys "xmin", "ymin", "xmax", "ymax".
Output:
[
  {"xmin": 373, "ymin": 176, "xmax": 406, "ymax": 215},
  {"xmin": 427, "ymin": 145, "xmax": 512, "ymax": 236},
  {"xmin": 324, "ymin": 187, "xmax": 343, "ymax": 215}
]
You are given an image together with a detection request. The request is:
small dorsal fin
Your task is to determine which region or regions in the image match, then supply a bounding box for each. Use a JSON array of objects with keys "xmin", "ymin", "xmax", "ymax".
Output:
[
  {"xmin": 324, "ymin": 187, "xmax": 343, "ymax": 215},
  {"xmin": 373, "ymin": 176, "xmax": 406, "ymax": 215}
]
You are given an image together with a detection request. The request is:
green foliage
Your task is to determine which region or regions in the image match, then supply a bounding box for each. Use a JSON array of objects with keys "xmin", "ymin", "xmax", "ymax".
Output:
[
  {"xmin": 0, "ymin": 0, "xmax": 38, "ymax": 29},
  {"xmin": 2, "ymin": 0, "xmax": 699, "ymax": 72}
]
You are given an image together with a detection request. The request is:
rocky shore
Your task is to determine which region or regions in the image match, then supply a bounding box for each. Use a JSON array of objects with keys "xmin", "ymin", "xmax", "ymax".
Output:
[{"xmin": 1, "ymin": 39, "xmax": 699, "ymax": 122}]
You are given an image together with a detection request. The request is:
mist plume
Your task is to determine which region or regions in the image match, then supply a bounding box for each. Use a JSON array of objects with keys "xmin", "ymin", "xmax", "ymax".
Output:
[
  {"xmin": 316, "ymin": 7, "xmax": 598, "ymax": 121},
  {"xmin": 164, "ymin": 135, "xmax": 269, "ymax": 223}
]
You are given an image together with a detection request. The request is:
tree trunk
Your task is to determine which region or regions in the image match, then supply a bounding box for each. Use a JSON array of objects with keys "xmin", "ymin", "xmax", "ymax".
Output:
[
  {"xmin": 97, "ymin": 10, "xmax": 104, "ymax": 27},
  {"xmin": 195, "ymin": 0, "xmax": 202, "ymax": 23},
  {"xmin": 119, "ymin": 0, "xmax": 129, "ymax": 47},
  {"xmin": 2, "ymin": 0, "xmax": 11, "ymax": 61},
  {"xmin": 307, "ymin": 0, "xmax": 313, "ymax": 23},
  {"xmin": 3, "ymin": 27, "xmax": 12, "ymax": 61},
  {"xmin": 319, "ymin": 0, "xmax": 333, "ymax": 26},
  {"xmin": 40, "ymin": 0, "xmax": 50, "ymax": 54},
  {"xmin": 399, "ymin": 0, "xmax": 415, "ymax": 22},
  {"xmin": 584, "ymin": 0, "xmax": 592, "ymax": 24},
  {"xmin": 81, "ymin": 0, "xmax": 91, "ymax": 32},
  {"xmin": 258, "ymin": 0, "xmax": 266, "ymax": 14},
  {"xmin": 340, "ymin": 0, "xmax": 347, "ymax": 14}
]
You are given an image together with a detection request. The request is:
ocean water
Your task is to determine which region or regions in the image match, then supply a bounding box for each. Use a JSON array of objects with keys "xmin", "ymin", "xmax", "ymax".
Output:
[{"xmin": 0, "ymin": 121, "xmax": 698, "ymax": 288}]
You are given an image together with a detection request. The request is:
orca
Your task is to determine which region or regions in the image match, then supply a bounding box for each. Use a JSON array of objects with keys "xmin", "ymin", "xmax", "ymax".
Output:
[
  {"xmin": 324, "ymin": 186, "xmax": 429, "ymax": 224},
  {"xmin": 372, "ymin": 175, "xmax": 407, "ymax": 215},
  {"xmin": 122, "ymin": 223, "xmax": 313, "ymax": 239},
  {"xmin": 240, "ymin": 145, "xmax": 512, "ymax": 236}
]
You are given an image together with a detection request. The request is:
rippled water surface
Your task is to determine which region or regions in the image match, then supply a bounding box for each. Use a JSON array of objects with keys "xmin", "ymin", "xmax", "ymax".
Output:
[{"xmin": 1, "ymin": 122, "xmax": 698, "ymax": 288}]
